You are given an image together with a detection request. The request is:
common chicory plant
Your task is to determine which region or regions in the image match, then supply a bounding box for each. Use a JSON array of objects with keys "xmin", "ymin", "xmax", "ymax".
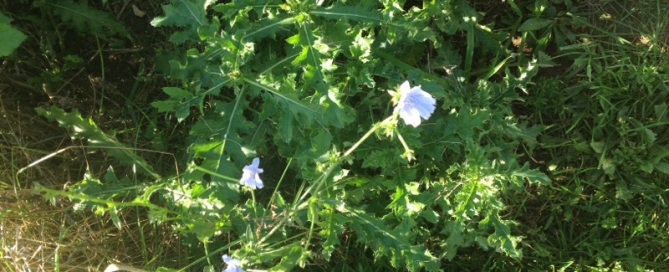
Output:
[{"xmin": 140, "ymin": 0, "xmax": 553, "ymax": 270}]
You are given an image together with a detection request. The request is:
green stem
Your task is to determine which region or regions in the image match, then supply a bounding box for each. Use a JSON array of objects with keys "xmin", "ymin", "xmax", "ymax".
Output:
[
  {"xmin": 395, "ymin": 131, "xmax": 411, "ymax": 154},
  {"xmin": 268, "ymin": 158, "xmax": 292, "ymax": 209},
  {"xmin": 204, "ymin": 237, "xmax": 212, "ymax": 267},
  {"xmin": 304, "ymin": 200, "xmax": 317, "ymax": 253},
  {"xmin": 259, "ymin": 116, "xmax": 394, "ymax": 246},
  {"xmin": 34, "ymin": 183, "xmax": 179, "ymax": 216},
  {"xmin": 193, "ymin": 166, "xmax": 238, "ymax": 183},
  {"xmin": 250, "ymin": 189, "xmax": 259, "ymax": 243},
  {"xmin": 223, "ymin": 87, "xmax": 244, "ymax": 150},
  {"xmin": 95, "ymin": 33, "xmax": 105, "ymax": 113},
  {"xmin": 343, "ymin": 121, "xmax": 383, "ymax": 157},
  {"xmin": 296, "ymin": 116, "xmax": 391, "ymax": 205},
  {"xmin": 180, "ymin": 239, "xmax": 243, "ymax": 271}
]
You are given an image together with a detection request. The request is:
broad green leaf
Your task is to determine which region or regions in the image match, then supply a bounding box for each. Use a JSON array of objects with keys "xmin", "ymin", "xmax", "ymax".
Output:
[
  {"xmin": 36, "ymin": 0, "xmax": 132, "ymax": 40},
  {"xmin": 421, "ymin": 208, "xmax": 439, "ymax": 224},
  {"xmin": 510, "ymin": 162, "xmax": 551, "ymax": 186},
  {"xmin": 175, "ymin": 103, "xmax": 192, "ymax": 121},
  {"xmin": 654, "ymin": 103, "xmax": 667, "ymax": 120},
  {"xmin": 340, "ymin": 206, "xmax": 439, "ymax": 271},
  {"xmin": 166, "ymin": 48, "xmax": 229, "ymax": 86},
  {"xmin": 311, "ymin": 129, "xmax": 332, "ymax": 156},
  {"xmin": 440, "ymin": 221, "xmax": 465, "ymax": 260},
  {"xmin": 590, "ymin": 141, "xmax": 605, "ymax": 153},
  {"xmin": 310, "ymin": 5, "xmax": 383, "ymax": 24},
  {"xmin": 655, "ymin": 162, "xmax": 669, "ymax": 175},
  {"xmin": 185, "ymin": 150, "xmax": 240, "ymax": 203},
  {"xmin": 151, "ymin": 100, "xmax": 179, "ymax": 113},
  {"xmin": 67, "ymin": 166, "xmax": 134, "ymax": 212},
  {"xmin": 278, "ymin": 110, "xmax": 294, "ymax": 142},
  {"xmin": 244, "ymin": 77, "xmax": 319, "ymax": 115},
  {"xmin": 163, "ymin": 87, "xmax": 193, "ymax": 98},
  {"xmin": 349, "ymin": 29, "xmax": 373, "ymax": 61},
  {"xmin": 536, "ymin": 51, "xmax": 557, "ymax": 67},
  {"xmin": 640, "ymin": 127, "xmax": 656, "ymax": 145},
  {"xmin": 151, "ymin": 0, "xmax": 216, "ymax": 43},
  {"xmin": 268, "ymin": 244, "xmax": 304, "ymax": 272},
  {"xmin": 640, "ymin": 161, "xmax": 653, "ymax": 173},
  {"xmin": 0, "ymin": 21, "xmax": 27, "ymax": 57},
  {"xmin": 188, "ymin": 220, "xmax": 217, "ymax": 241},
  {"xmin": 318, "ymin": 207, "xmax": 347, "ymax": 261},
  {"xmin": 445, "ymin": 106, "xmax": 490, "ymax": 142},
  {"xmin": 109, "ymin": 207, "xmax": 122, "ymax": 230},
  {"xmin": 242, "ymin": 15, "xmax": 296, "ymax": 42},
  {"xmin": 601, "ymin": 157, "xmax": 616, "ymax": 175},
  {"xmin": 0, "ymin": 11, "xmax": 12, "ymax": 24},
  {"xmin": 518, "ymin": 18, "xmax": 554, "ymax": 31},
  {"xmin": 362, "ymin": 149, "xmax": 399, "ymax": 169},
  {"xmin": 295, "ymin": 24, "xmax": 328, "ymax": 93},
  {"xmin": 488, "ymin": 214, "xmax": 522, "ymax": 258}
]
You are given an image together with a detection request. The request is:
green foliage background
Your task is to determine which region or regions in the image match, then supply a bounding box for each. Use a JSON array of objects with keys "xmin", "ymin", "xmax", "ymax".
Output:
[{"xmin": 5, "ymin": 0, "xmax": 669, "ymax": 271}]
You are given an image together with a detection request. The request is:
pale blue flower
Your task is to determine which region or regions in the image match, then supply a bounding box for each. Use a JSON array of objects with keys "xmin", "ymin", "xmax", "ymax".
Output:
[
  {"xmin": 222, "ymin": 254, "xmax": 245, "ymax": 272},
  {"xmin": 240, "ymin": 158, "xmax": 264, "ymax": 189},
  {"xmin": 394, "ymin": 80, "xmax": 436, "ymax": 127}
]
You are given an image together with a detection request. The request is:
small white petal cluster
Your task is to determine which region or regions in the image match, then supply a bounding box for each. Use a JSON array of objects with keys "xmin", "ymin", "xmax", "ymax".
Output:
[
  {"xmin": 240, "ymin": 158, "xmax": 264, "ymax": 189},
  {"xmin": 394, "ymin": 80, "xmax": 436, "ymax": 127},
  {"xmin": 222, "ymin": 254, "xmax": 245, "ymax": 272}
]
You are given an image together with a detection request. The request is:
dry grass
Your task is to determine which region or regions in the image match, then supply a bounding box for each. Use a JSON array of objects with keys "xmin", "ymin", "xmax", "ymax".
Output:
[
  {"xmin": 0, "ymin": 0, "xmax": 187, "ymax": 270},
  {"xmin": 0, "ymin": 89, "xmax": 184, "ymax": 271}
]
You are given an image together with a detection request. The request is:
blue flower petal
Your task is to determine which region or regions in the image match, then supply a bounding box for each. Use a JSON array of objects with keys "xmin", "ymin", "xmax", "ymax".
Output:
[
  {"xmin": 222, "ymin": 254, "xmax": 245, "ymax": 272},
  {"xmin": 240, "ymin": 158, "xmax": 264, "ymax": 189},
  {"xmin": 395, "ymin": 81, "xmax": 436, "ymax": 127},
  {"xmin": 223, "ymin": 267, "xmax": 245, "ymax": 272}
]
